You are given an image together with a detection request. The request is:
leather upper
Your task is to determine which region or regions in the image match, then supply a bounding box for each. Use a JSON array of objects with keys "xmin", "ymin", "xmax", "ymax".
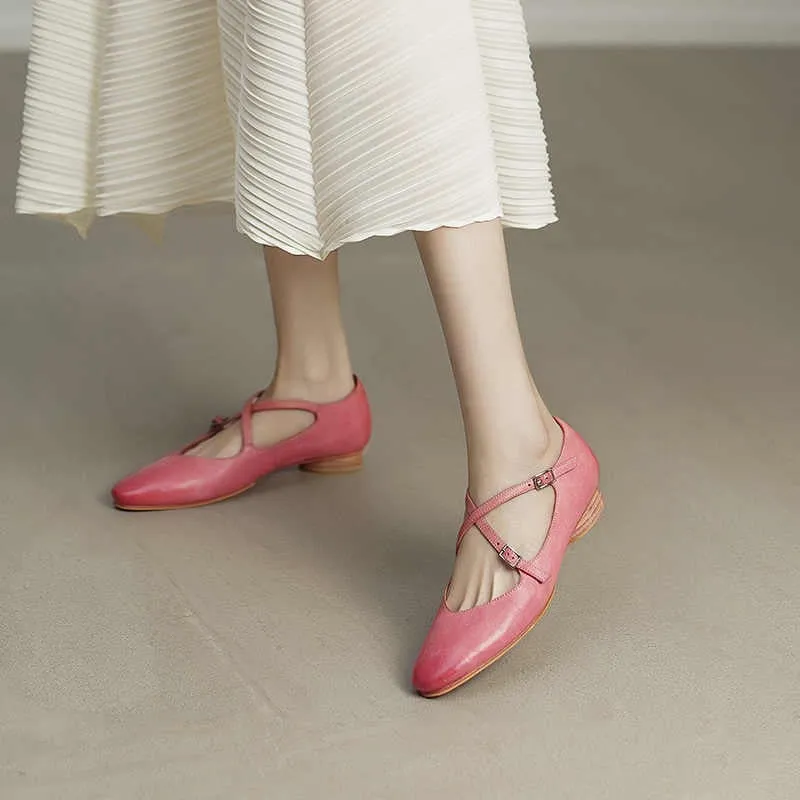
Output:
[
  {"xmin": 112, "ymin": 377, "xmax": 371, "ymax": 508},
  {"xmin": 412, "ymin": 417, "xmax": 599, "ymax": 695}
]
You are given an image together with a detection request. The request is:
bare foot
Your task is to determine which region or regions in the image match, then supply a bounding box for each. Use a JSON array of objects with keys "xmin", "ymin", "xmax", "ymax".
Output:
[{"xmin": 446, "ymin": 419, "xmax": 565, "ymax": 611}]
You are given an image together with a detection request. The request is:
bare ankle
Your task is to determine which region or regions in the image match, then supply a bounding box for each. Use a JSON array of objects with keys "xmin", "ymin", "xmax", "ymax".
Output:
[
  {"xmin": 468, "ymin": 416, "xmax": 564, "ymax": 499},
  {"xmin": 269, "ymin": 367, "xmax": 355, "ymax": 404}
]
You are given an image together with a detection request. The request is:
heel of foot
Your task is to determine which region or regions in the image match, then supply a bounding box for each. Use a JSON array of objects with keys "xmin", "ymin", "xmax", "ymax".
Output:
[
  {"xmin": 299, "ymin": 451, "xmax": 364, "ymax": 475},
  {"xmin": 570, "ymin": 490, "xmax": 604, "ymax": 543}
]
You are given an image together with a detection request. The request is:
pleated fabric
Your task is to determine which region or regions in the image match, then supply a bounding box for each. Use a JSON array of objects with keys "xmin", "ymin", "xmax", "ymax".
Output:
[{"xmin": 17, "ymin": 0, "xmax": 557, "ymax": 259}]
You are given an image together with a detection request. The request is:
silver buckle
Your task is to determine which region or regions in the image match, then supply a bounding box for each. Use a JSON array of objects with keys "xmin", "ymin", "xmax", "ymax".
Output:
[
  {"xmin": 499, "ymin": 545, "xmax": 522, "ymax": 568},
  {"xmin": 533, "ymin": 469, "xmax": 555, "ymax": 490}
]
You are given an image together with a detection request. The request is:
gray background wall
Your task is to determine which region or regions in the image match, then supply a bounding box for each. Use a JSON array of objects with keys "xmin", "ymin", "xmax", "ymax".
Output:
[
  {"xmin": 523, "ymin": 1, "xmax": 800, "ymax": 44},
  {"xmin": 1, "ymin": 1, "xmax": 800, "ymax": 50}
]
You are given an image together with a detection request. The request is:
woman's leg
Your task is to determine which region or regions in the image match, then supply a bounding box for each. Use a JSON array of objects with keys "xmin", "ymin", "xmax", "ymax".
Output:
[
  {"xmin": 414, "ymin": 220, "xmax": 564, "ymax": 610},
  {"xmin": 190, "ymin": 247, "xmax": 355, "ymax": 458}
]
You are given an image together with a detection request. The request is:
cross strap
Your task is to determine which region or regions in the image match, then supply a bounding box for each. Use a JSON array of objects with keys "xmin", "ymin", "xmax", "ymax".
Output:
[
  {"xmin": 240, "ymin": 393, "xmax": 320, "ymax": 448},
  {"xmin": 456, "ymin": 457, "xmax": 578, "ymax": 583},
  {"xmin": 181, "ymin": 392, "xmax": 321, "ymax": 453}
]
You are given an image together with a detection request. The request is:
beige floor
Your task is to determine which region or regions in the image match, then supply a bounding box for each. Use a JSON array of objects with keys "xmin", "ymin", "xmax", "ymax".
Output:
[{"xmin": 1, "ymin": 49, "xmax": 799, "ymax": 800}]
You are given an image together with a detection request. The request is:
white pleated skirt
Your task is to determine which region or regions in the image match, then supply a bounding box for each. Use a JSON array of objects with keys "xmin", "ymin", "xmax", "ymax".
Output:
[{"xmin": 16, "ymin": 0, "xmax": 557, "ymax": 259}]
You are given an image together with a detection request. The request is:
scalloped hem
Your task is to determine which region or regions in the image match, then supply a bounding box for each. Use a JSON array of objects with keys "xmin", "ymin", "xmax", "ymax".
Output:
[{"xmin": 20, "ymin": 203, "xmax": 558, "ymax": 260}]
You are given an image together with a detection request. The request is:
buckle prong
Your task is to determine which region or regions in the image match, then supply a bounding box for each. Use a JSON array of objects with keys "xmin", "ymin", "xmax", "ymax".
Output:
[{"xmin": 533, "ymin": 469, "xmax": 555, "ymax": 490}]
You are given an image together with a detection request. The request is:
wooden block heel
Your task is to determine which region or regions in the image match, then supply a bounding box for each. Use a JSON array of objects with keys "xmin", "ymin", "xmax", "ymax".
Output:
[
  {"xmin": 299, "ymin": 450, "xmax": 364, "ymax": 475},
  {"xmin": 570, "ymin": 489, "xmax": 604, "ymax": 543}
]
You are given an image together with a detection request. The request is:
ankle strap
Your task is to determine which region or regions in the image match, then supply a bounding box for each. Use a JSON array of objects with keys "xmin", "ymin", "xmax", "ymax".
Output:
[{"xmin": 457, "ymin": 458, "xmax": 577, "ymax": 583}]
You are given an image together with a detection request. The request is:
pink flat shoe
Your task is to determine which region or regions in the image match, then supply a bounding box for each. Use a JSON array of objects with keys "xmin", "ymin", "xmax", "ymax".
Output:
[
  {"xmin": 412, "ymin": 417, "xmax": 603, "ymax": 697},
  {"xmin": 112, "ymin": 377, "xmax": 371, "ymax": 511}
]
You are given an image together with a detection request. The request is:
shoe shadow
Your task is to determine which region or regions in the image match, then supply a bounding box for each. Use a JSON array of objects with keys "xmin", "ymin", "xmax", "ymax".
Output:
[{"xmin": 246, "ymin": 462, "xmax": 456, "ymax": 693}]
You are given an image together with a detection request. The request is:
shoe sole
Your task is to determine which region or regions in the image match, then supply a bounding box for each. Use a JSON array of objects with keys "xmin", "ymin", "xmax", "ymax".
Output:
[
  {"xmin": 417, "ymin": 489, "xmax": 605, "ymax": 698},
  {"xmin": 114, "ymin": 451, "xmax": 365, "ymax": 512}
]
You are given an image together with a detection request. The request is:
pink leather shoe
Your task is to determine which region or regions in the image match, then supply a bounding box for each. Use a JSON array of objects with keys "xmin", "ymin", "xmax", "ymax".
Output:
[
  {"xmin": 412, "ymin": 417, "xmax": 603, "ymax": 697},
  {"xmin": 112, "ymin": 378, "xmax": 371, "ymax": 511}
]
